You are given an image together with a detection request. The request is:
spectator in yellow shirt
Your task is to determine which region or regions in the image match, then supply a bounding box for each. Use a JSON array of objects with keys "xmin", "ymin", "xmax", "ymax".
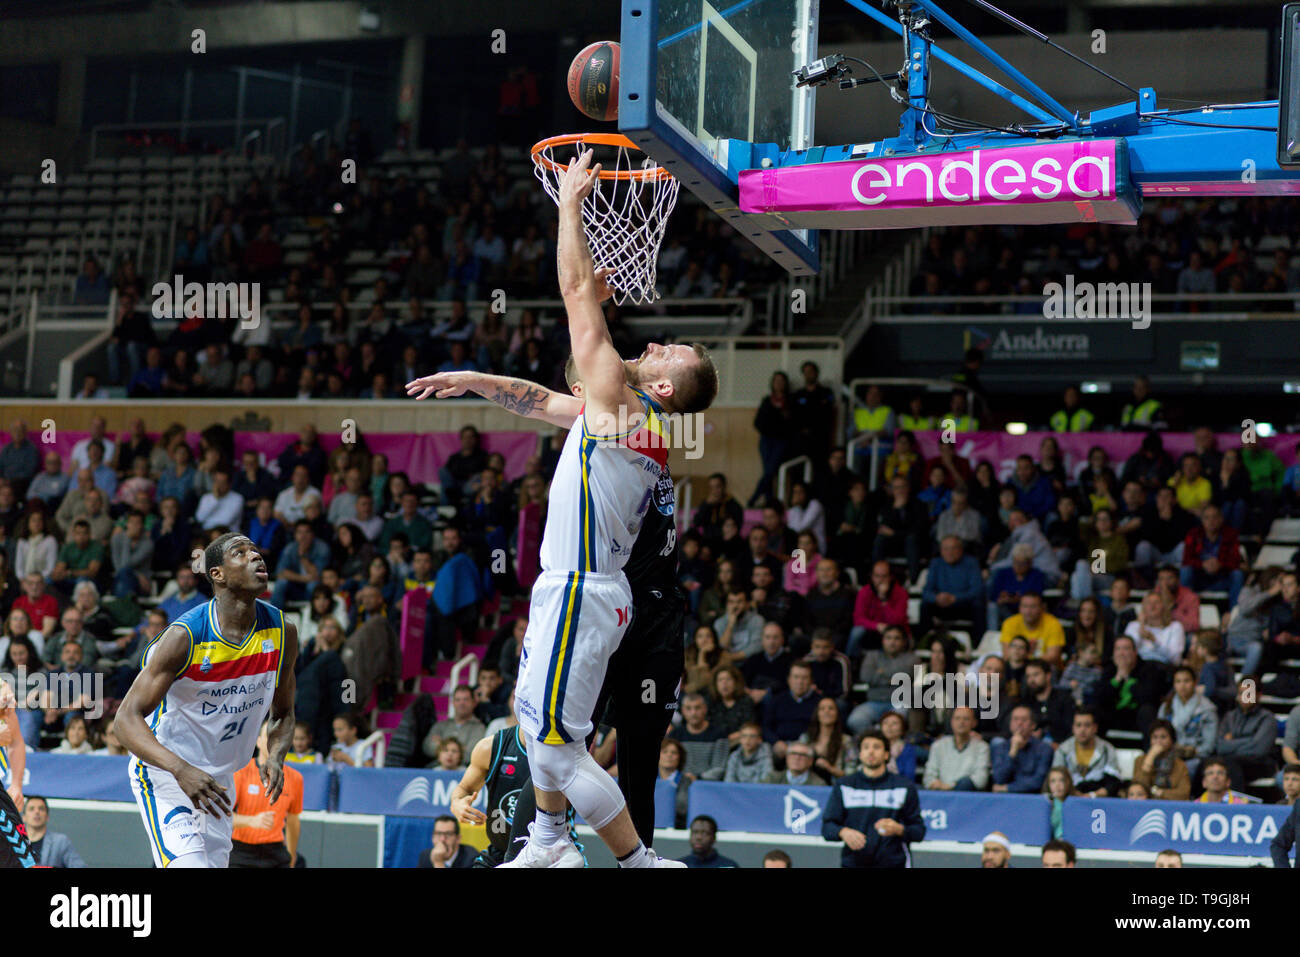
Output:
[
  {"xmin": 882, "ymin": 431, "xmax": 922, "ymax": 490},
  {"xmin": 1169, "ymin": 453, "xmax": 1213, "ymax": 516},
  {"xmin": 999, "ymin": 592, "xmax": 1066, "ymax": 669}
]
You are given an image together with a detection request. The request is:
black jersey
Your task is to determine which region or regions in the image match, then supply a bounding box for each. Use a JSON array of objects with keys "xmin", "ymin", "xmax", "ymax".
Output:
[
  {"xmin": 622, "ymin": 462, "xmax": 678, "ymax": 594},
  {"xmin": 0, "ymin": 782, "xmax": 33, "ymax": 869},
  {"xmin": 482, "ymin": 726, "xmax": 532, "ymax": 857}
]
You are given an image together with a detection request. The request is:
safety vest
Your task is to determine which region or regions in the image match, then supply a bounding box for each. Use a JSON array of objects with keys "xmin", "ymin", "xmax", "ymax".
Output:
[
  {"xmin": 854, "ymin": 405, "xmax": 893, "ymax": 433},
  {"xmin": 1050, "ymin": 407, "xmax": 1095, "ymax": 432},
  {"xmin": 1121, "ymin": 399, "xmax": 1162, "ymax": 428},
  {"xmin": 899, "ymin": 413, "xmax": 935, "ymax": 431}
]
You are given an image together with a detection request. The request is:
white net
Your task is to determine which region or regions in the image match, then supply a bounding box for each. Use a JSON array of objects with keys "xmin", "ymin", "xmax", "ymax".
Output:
[{"xmin": 532, "ymin": 136, "xmax": 681, "ymax": 306}]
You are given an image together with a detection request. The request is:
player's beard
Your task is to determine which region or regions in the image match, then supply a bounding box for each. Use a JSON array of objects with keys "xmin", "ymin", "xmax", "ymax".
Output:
[{"xmin": 624, "ymin": 353, "xmax": 676, "ymax": 407}]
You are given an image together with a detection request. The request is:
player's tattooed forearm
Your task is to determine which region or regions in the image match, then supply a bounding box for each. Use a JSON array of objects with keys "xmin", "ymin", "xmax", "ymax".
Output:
[{"xmin": 487, "ymin": 380, "xmax": 547, "ymax": 416}]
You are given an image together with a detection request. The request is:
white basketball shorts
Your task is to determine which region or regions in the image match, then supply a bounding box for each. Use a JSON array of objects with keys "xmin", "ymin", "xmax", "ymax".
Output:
[
  {"xmin": 515, "ymin": 569, "xmax": 633, "ymax": 747},
  {"xmin": 129, "ymin": 759, "xmax": 234, "ymax": 868}
]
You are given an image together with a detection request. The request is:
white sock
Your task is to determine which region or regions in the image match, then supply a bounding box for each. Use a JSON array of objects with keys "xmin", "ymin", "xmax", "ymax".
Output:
[
  {"xmin": 617, "ymin": 842, "xmax": 653, "ymax": 868},
  {"xmin": 532, "ymin": 807, "xmax": 567, "ymax": 847}
]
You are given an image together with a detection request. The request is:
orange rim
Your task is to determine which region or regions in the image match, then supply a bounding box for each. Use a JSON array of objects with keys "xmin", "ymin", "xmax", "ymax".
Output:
[{"xmin": 530, "ymin": 133, "xmax": 676, "ymax": 182}]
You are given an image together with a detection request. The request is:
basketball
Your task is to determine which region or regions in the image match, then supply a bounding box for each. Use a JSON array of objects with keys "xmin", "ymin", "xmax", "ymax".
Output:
[{"xmin": 567, "ymin": 41, "xmax": 620, "ymax": 122}]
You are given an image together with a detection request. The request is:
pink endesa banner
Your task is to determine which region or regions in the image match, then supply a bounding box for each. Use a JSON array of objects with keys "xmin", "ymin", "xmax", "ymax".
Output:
[
  {"xmin": 232, "ymin": 432, "xmax": 539, "ymax": 483},
  {"xmin": 15, "ymin": 430, "xmax": 540, "ymax": 485},
  {"xmin": 909, "ymin": 431, "xmax": 1298, "ymax": 484},
  {"xmin": 739, "ymin": 139, "xmax": 1131, "ymax": 227}
]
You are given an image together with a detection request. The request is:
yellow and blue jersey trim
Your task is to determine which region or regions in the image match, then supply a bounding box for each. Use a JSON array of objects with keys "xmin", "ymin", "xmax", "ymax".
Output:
[
  {"xmin": 205, "ymin": 599, "xmax": 264, "ymax": 649},
  {"xmin": 580, "ymin": 389, "xmax": 669, "ymax": 446},
  {"xmin": 133, "ymin": 762, "xmax": 175, "ymax": 867},
  {"xmin": 578, "ymin": 436, "xmax": 596, "ymax": 574},
  {"xmin": 539, "ymin": 571, "xmax": 584, "ymax": 745},
  {"xmin": 139, "ymin": 616, "xmax": 193, "ymax": 679},
  {"xmin": 175, "ymin": 600, "xmax": 284, "ymax": 684}
]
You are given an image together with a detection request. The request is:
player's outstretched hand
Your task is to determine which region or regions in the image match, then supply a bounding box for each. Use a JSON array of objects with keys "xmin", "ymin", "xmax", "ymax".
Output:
[
  {"xmin": 406, "ymin": 371, "xmax": 474, "ymax": 400},
  {"xmin": 260, "ymin": 758, "xmax": 285, "ymax": 805},
  {"xmin": 557, "ymin": 148, "xmax": 601, "ymax": 208},
  {"xmin": 176, "ymin": 764, "xmax": 232, "ymax": 817},
  {"xmin": 450, "ymin": 794, "xmax": 486, "ymax": 827}
]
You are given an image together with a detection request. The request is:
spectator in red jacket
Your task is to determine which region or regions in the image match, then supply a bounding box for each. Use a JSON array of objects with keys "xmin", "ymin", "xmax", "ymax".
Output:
[
  {"xmin": 13, "ymin": 572, "xmax": 58, "ymax": 637},
  {"xmin": 848, "ymin": 560, "xmax": 909, "ymax": 659},
  {"xmin": 1180, "ymin": 504, "xmax": 1244, "ymax": 605},
  {"xmin": 243, "ymin": 223, "xmax": 284, "ymax": 284}
]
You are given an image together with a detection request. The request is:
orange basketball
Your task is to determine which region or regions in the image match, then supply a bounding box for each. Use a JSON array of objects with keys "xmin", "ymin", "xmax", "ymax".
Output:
[{"xmin": 567, "ymin": 41, "xmax": 620, "ymax": 122}]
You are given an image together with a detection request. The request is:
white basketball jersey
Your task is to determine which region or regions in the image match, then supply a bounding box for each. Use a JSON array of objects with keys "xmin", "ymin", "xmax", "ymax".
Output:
[
  {"xmin": 130, "ymin": 599, "xmax": 285, "ymax": 781},
  {"xmin": 540, "ymin": 389, "xmax": 674, "ymax": 575}
]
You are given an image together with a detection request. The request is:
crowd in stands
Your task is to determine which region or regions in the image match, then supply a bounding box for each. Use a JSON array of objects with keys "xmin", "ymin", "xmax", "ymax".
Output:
[
  {"xmin": 643, "ymin": 364, "xmax": 1300, "ymax": 831},
  {"xmin": 0, "ymin": 412, "xmax": 533, "ymax": 768},
  {"xmin": 5, "ymin": 363, "xmax": 1300, "ymax": 833},
  {"xmin": 907, "ymin": 198, "xmax": 1300, "ymax": 311},
  {"xmin": 6, "ymin": 368, "xmax": 1300, "ymax": 865},
  {"xmin": 78, "ymin": 122, "xmax": 780, "ymax": 402}
]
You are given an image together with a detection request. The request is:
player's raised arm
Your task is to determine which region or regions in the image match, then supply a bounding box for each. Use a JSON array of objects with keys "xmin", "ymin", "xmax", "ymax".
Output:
[
  {"xmin": 116, "ymin": 627, "xmax": 232, "ymax": 817},
  {"xmin": 406, "ymin": 370, "xmax": 582, "ymax": 427},
  {"xmin": 555, "ymin": 150, "xmax": 634, "ymax": 426},
  {"xmin": 260, "ymin": 620, "xmax": 299, "ymax": 804},
  {"xmin": 449, "ymin": 735, "xmax": 492, "ymax": 826},
  {"xmin": 0, "ymin": 683, "xmax": 25, "ymax": 807}
]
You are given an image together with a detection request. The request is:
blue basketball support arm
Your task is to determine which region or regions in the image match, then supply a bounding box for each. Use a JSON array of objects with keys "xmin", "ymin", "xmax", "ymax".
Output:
[
  {"xmin": 741, "ymin": 0, "xmax": 1299, "ymax": 195},
  {"xmin": 845, "ymin": 0, "xmax": 1062, "ymax": 132},
  {"xmin": 620, "ymin": 0, "xmax": 1300, "ymax": 277}
]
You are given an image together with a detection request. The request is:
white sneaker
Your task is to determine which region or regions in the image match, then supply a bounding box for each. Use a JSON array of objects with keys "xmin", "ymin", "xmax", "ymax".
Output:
[
  {"xmin": 498, "ymin": 827, "xmax": 586, "ymax": 868},
  {"xmin": 651, "ymin": 855, "xmax": 687, "ymax": 868}
]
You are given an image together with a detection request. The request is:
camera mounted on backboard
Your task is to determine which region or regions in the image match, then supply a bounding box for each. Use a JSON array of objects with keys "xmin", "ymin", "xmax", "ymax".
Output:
[{"xmin": 793, "ymin": 54, "xmax": 848, "ymax": 89}]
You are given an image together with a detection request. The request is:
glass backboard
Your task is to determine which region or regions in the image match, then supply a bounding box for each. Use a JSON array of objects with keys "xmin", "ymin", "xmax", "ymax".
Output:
[{"xmin": 620, "ymin": 0, "xmax": 820, "ymax": 275}]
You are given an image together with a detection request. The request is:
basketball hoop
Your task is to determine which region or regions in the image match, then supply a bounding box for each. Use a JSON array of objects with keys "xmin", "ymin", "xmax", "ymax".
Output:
[{"xmin": 531, "ymin": 133, "xmax": 680, "ymax": 306}]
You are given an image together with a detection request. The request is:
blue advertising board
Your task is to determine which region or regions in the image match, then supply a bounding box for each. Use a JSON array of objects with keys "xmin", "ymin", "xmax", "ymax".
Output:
[
  {"xmin": 335, "ymin": 767, "xmax": 485, "ymax": 817},
  {"xmin": 685, "ymin": 781, "xmax": 1051, "ymax": 846},
  {"xmin": 337, "ymin": 766, "xmax": 677, "ymax": 824},
  {"xmin": 289, "ymin": 761, "xmax": 332, "ymax": 811},
  {"xmin": 17, "ymin": 753, "xmax": 332, "ymax": 810},
  {"xmin": 21, "ymin": 754, "xmax": 134, "ymax": 802},
  {"xmin": 1063, "ymin": 797, "xmax": 1293, "ymax": 859},
  {"xmin": 652, "ymin": 779, "xmax": 677, "ymax": 830}
]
